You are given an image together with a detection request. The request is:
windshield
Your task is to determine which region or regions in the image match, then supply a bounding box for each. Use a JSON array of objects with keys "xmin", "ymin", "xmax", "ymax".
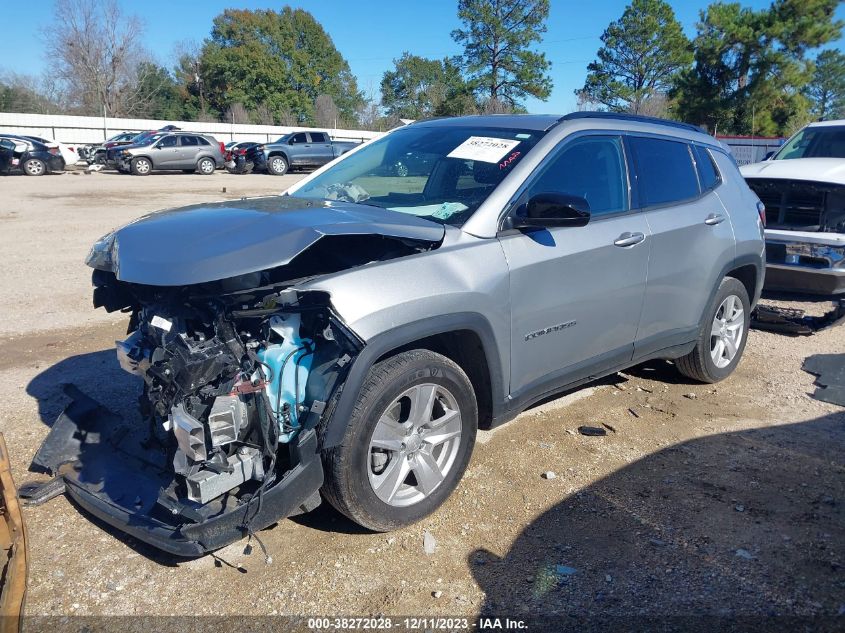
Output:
[
  {"xmin": 775, "ymin": 125, "xmax": 845, "ymax": 160},
  {"xmin": 289, "ymin": 125, "xmax": 544, "ymax": 226}
]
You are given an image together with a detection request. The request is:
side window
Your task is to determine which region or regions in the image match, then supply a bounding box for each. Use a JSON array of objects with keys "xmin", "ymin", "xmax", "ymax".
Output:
[
  {"xmin": 629, "ymin": 137, "xmax": 699, "ymax": 206},
  {"xmin": 310, "ymin": 132, "xmax": 329, "ymax": 143},
  {"xmin": 179, "ymin": 135, "xmax": 199, "ymax": 147},
  {"xmin": 693, "ymin": 145, "xmax": 721, "ymax": 191},
  {"xmin": 527, "ymin": 135, "xmax": 629, "ymax": 216},
  {"xmin": 157, "ymin": 135, "xmax": 178, "ymax": 148},
  {"xmin": 196, "ymin": 136, "xmax": 210, "ymax": 146},
  {"xmin": 292, "ymin": 133, "xmax": 308, "ymax": 144}
]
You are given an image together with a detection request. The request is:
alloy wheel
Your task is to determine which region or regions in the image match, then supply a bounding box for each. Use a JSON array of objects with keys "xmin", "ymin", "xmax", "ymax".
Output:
[
  {"xmin": 710, "ymin": 294, "xmax": 744, "ymax": 369},
  {"xmin": 367, "ymin": 383, "xmax": 463, "ymax": 507}
]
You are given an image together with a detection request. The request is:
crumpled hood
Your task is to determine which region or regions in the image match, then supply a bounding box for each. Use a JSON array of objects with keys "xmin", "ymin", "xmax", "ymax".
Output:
[
  {"xmin": 102, "ymin": 196, "xmax": 445, "ymax": 286},
  {"xmin": 741, "ymin": 158, "xmax": 845, "ymax": 186}
]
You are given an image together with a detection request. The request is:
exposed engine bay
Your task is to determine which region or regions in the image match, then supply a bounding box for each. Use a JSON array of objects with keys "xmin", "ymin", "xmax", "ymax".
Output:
[{"xmin": 97, "ymin": 269, "xmax": 360, "ymax": 506}]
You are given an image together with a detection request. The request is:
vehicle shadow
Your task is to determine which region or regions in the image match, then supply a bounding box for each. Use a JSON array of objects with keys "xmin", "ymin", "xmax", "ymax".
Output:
[
  {"xmin": 26, "ymin": 348, "xmax": 141, "ymax": 428},
  {"xmin": 468, "ymin": 411, "xmax": 845, "ymax": 628}
]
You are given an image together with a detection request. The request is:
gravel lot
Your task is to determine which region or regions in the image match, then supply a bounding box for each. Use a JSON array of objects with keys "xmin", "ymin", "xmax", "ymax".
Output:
[{"xmin": 1, "ymin": 171, "xmax": 843, "ymax": 627}]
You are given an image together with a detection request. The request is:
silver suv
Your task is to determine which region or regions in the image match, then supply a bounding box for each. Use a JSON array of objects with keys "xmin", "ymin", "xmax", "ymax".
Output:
[
  {"xmin": 34, "ymin": 113, "xmax": 765, "ymax": 555},
  {"xmin": 118, "ymin": 132, "xmax": 225, "ymax": 175}
]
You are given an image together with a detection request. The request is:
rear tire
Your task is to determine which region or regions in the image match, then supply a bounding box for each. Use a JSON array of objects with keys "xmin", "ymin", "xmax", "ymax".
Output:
[
  {"xmin": 130, "ymin": 157, "xmax": 152, "ymax": 176},
  {"xmin": 322, "ymin": 349, "xmax": 477, "ymax": 531},
  {"xmin": 23, "ymin": 158, "xmax": 45, "ymax": 176},
  {"xmin": 676, "ymin": 277, "xmax": 750, "ymax": 383},
  {"xmin": 267, "ymin": 154, "xmax": 288, "ymax": 176},
  {"xmin": 197, "ymin": 157, "xmax": 215, "ymax": 175}
]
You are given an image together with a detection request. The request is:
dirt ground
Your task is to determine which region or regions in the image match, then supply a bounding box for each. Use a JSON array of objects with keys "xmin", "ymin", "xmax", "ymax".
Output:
[{"xmin": 1, "ymin": 170, "xmax": 843, "ymax": 628}]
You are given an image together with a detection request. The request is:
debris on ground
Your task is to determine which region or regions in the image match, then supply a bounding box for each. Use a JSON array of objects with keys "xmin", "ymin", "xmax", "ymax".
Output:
[
  {"xmin": 602, "ymin": 423, "xmax": 617, "ymax": 433},
  {"xmin": 751, "ymin": 300, "xmax": 845, "ymax": 336},
  {"xmin": 578, "ymin": 426, "xmax": 608, "ymax": 436},
  {"xmin": 684, "ymin": 392, "xmax": 697, "ymax": 400},
  {"xmin": 628, "ymin": 408, "xmax": 640, "ymax": 418},
  {"xmin": 423, "ymin": 531, "xmax": 437, "ymax": 556},
  {"xmin": 735, "ymin": 548, "xmax": 755, "ymax": 560},
  {"xmin": 555, "ymin": 565, "xmax": 577, "ymax": 577},
  {"xmin": 542, "ymin": 471, "xmax": 557, "ymax": 480},
  {"xmin": 803, "ymin": 354, "xmax": 845, "ymax": 406}
]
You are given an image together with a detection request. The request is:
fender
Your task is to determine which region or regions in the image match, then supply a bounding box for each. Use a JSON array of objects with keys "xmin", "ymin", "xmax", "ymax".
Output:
[{"xmin": 320, "ymin": 312, "xmax": 506, "ymax": 449}]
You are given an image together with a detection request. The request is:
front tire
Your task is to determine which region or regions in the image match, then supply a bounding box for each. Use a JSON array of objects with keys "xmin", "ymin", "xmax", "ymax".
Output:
[
  {"xmin": 130, "ymin": 157, "xmax": 152, "ymax": 176},
  {"xmin": 322, "ymin": 349, "xmax": 477, "ymax": 531},
  {"xmin": 676, "ymin": 277, "xmax": 750, "ymax": 383},
  {"xmin": 267, "ymin": 154, "xmax": 288, "ymax": 176}
]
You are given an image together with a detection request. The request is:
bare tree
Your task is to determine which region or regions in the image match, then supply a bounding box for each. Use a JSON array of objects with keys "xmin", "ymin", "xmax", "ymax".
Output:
[
  {"xmin": 225, "ymin": 102, "xmax": 250, "ymax": 124},
  {"xmin": 43, "ymin": 0, "xmax": 152, "ymax": 117},
  {"xmin": 252, "ymin": 103, "xmax": 275, "ymax": 125},
  {"xmin": 314, "ymin": 94, "xmax": 339, "ymax": 128}
]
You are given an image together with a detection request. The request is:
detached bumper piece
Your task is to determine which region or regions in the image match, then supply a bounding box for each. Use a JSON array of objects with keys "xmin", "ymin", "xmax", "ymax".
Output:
[
  {"xmin": 31, "ymin": 387, "xmax": 324, "ymax": 557},
  {"xmin": 0, "ymin": 434, "xmax": 27, "ymax": 633},
  {"xmin": 750, "ymin": 299, "xmax": 845, "ymax": 336}
]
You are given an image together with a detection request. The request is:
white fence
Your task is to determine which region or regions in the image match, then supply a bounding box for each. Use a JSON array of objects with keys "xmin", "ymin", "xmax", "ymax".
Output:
[
  {"xmin": 718, "ymin": 136, "xmax": 785, "ymax": 166},
  {"xmin": 0, "ymin": 112, "xmax": 380, "ymax": 145}
]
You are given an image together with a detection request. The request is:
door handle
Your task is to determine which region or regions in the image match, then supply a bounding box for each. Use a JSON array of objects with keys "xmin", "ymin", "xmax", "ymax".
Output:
[
  {"xmin": 613, "ymin": 232, "xmax": 646, "ymax": 247},
  {"xmin": 705, "ymin": 213, "xmax": 726, "ymax": 225}
]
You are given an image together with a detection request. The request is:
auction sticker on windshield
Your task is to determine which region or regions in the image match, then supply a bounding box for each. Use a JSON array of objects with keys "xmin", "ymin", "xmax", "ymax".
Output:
[{"xmin": 447, "ymin": 136, "xmax": 521, "ymax": 163}]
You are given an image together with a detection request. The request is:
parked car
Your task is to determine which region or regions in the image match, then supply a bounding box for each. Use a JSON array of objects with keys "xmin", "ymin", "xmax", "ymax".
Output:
[
  {"xmin": 116, "ymin": 131, "xmax": 225, "ymax": 175},
  {"xmin": 102, "ymin": 126, "xmax": 183, "ymax": 168},
  {"xmin": 0, "ymin": 135, "xmax": 65, "ymax": 175},
  {"xmin": 260, "ymin": 131, "xmax": 359, "ymax": 175},
  {"xmin": 741, "ymin": 119, "xmax": 845, "ymax": 294},
  {"xmin": 223, "ymin": 143, "xmax": 255, "ymax": 174},
  {"xmin": 21, "ymin": 135, "xmax": 79, "ymax": 167},
  {"xmin": 30, "ymin": 113, "xmax": 764, "ymax": 556},
  {"xmin": 85, "ymin": 131, "xmax": 136, "ymax": 164}
]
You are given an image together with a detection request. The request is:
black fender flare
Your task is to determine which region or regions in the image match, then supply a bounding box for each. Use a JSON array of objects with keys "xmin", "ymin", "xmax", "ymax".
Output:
[{"xmin": 320, "ymin": 312, "xmax": 506, "ymax": 449}]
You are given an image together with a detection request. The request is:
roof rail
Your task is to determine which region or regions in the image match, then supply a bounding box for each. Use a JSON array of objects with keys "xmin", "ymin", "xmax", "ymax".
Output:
[{"xmin": 560, "ymin": 111, "xmax": 704, "ymax": 134}]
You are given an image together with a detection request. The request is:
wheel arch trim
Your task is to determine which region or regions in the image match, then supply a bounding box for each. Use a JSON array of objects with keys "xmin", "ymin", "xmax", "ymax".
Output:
[{"xmin": 320, "ymin": 312, "xmax": 505, "ymax": 449}]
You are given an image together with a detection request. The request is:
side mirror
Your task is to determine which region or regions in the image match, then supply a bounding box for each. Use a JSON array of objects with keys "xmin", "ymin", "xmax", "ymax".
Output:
[
  {"xmin": 513, "ymin": 193, "xmax": 591, "ymax": 229},
  {"xmin": 288, "ymin": 138, "xmax": 296, "ymax": 145},
  {"xmin": 763, "ymin": 151, "xmax": 775, "ymax": 161}
]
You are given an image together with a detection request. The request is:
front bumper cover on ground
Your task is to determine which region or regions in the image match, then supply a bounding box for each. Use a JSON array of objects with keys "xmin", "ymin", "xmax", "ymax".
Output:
[{"xmin": 31, "ymin": 387, "xmax": 324, "ymax": 557}]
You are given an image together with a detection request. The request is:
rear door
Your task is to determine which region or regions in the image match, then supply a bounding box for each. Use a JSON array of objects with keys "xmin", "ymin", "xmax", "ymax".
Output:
[
  {"xmin": 0, "ymin": 139, "xmax": 14, "ymax": 173},
  {"xmin": 500, "ymin": 133, "xmax": 651, "ymax": 402},
  {"xmin": 628, "ymin": 136, "xmax": 736, "ymax": 357},
  {"xmin": 176, "ymin": 135, "xmax": 201, "ymax": 168},
  {"xmin": 308, "ymin": 132, "xmax": 333, "ymax": 164}
]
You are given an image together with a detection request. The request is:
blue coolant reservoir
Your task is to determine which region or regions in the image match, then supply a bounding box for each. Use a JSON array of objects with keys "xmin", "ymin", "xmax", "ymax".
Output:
[{"xmin": 257, "ymin": 313, "xmax": 313, "ymax": 442}]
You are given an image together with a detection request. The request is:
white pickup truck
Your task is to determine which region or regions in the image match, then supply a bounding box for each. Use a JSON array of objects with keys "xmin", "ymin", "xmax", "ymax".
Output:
[{"xmin": 741, "ymin": 120, "xmax": 845, "ymax": 294}]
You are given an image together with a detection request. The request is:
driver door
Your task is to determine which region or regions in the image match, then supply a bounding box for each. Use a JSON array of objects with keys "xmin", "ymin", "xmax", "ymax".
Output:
[
  {"xmin": 498, "ymin": 134, "xmax": 651, "ymax": 403},
  {"xmin": 152, "ymin": 135, "xmax": 179, "ymax": 167}
]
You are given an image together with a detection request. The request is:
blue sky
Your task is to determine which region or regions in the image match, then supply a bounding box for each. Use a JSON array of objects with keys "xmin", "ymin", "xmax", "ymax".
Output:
[{"xmin": 4, "ymin": 0, "xmax": 845, "ymax": 113}]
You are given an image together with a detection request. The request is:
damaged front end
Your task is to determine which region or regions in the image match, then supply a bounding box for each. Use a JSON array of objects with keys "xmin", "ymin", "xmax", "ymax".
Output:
[
  {"xmin": 33, "ymin": 275, "xmax": 362, "ymax": 556},
  {"xmin": 29, "ymin": 197, "xmax": 444, "ymax": 555}
]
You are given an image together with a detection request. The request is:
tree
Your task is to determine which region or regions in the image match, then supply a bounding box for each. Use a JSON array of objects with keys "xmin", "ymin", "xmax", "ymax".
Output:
[
  {"xmin": 380, "ymin": 54, "xmax": 470, "ymax": 119},
  {"xmin": 580, "ymin": 0, "xmax": 692, "ymax": 114},
  {"xmin": 314, "ymin": 94, "xmax": 339, "ymax": 128},
  {"xmin": 197, "ymin": 8, "xmax": 363, "ymax": 125},
  {"xmin": 43, "ymin": 0, "xmax": 153, "ymax": 117},
  {"xmin": 133, "ymin": 63, "xmax": 184, "ymax": 120},
  {"xmin": 451, "ymin": 0, "xmax": 552, "ymax": 108},
  {"xmin": 806, "ymin": 49, "xmax": 845, "ymax": 120},
  {"xmin": 0, "ymin": 72, "xmax": 64, "ymax": 114},
  {"xmin": 674, "ymin": 0, "xmax": 843, "ymax": 135}
]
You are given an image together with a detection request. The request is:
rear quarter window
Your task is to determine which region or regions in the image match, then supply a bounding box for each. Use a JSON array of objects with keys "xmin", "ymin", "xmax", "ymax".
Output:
[
  {"xmin": 629, "ymin": 136, "xmax": 700, "ymax": 207},
  {"xmin": 693, "ymin": 145, "xmax": 721, "ymax": 191}
]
